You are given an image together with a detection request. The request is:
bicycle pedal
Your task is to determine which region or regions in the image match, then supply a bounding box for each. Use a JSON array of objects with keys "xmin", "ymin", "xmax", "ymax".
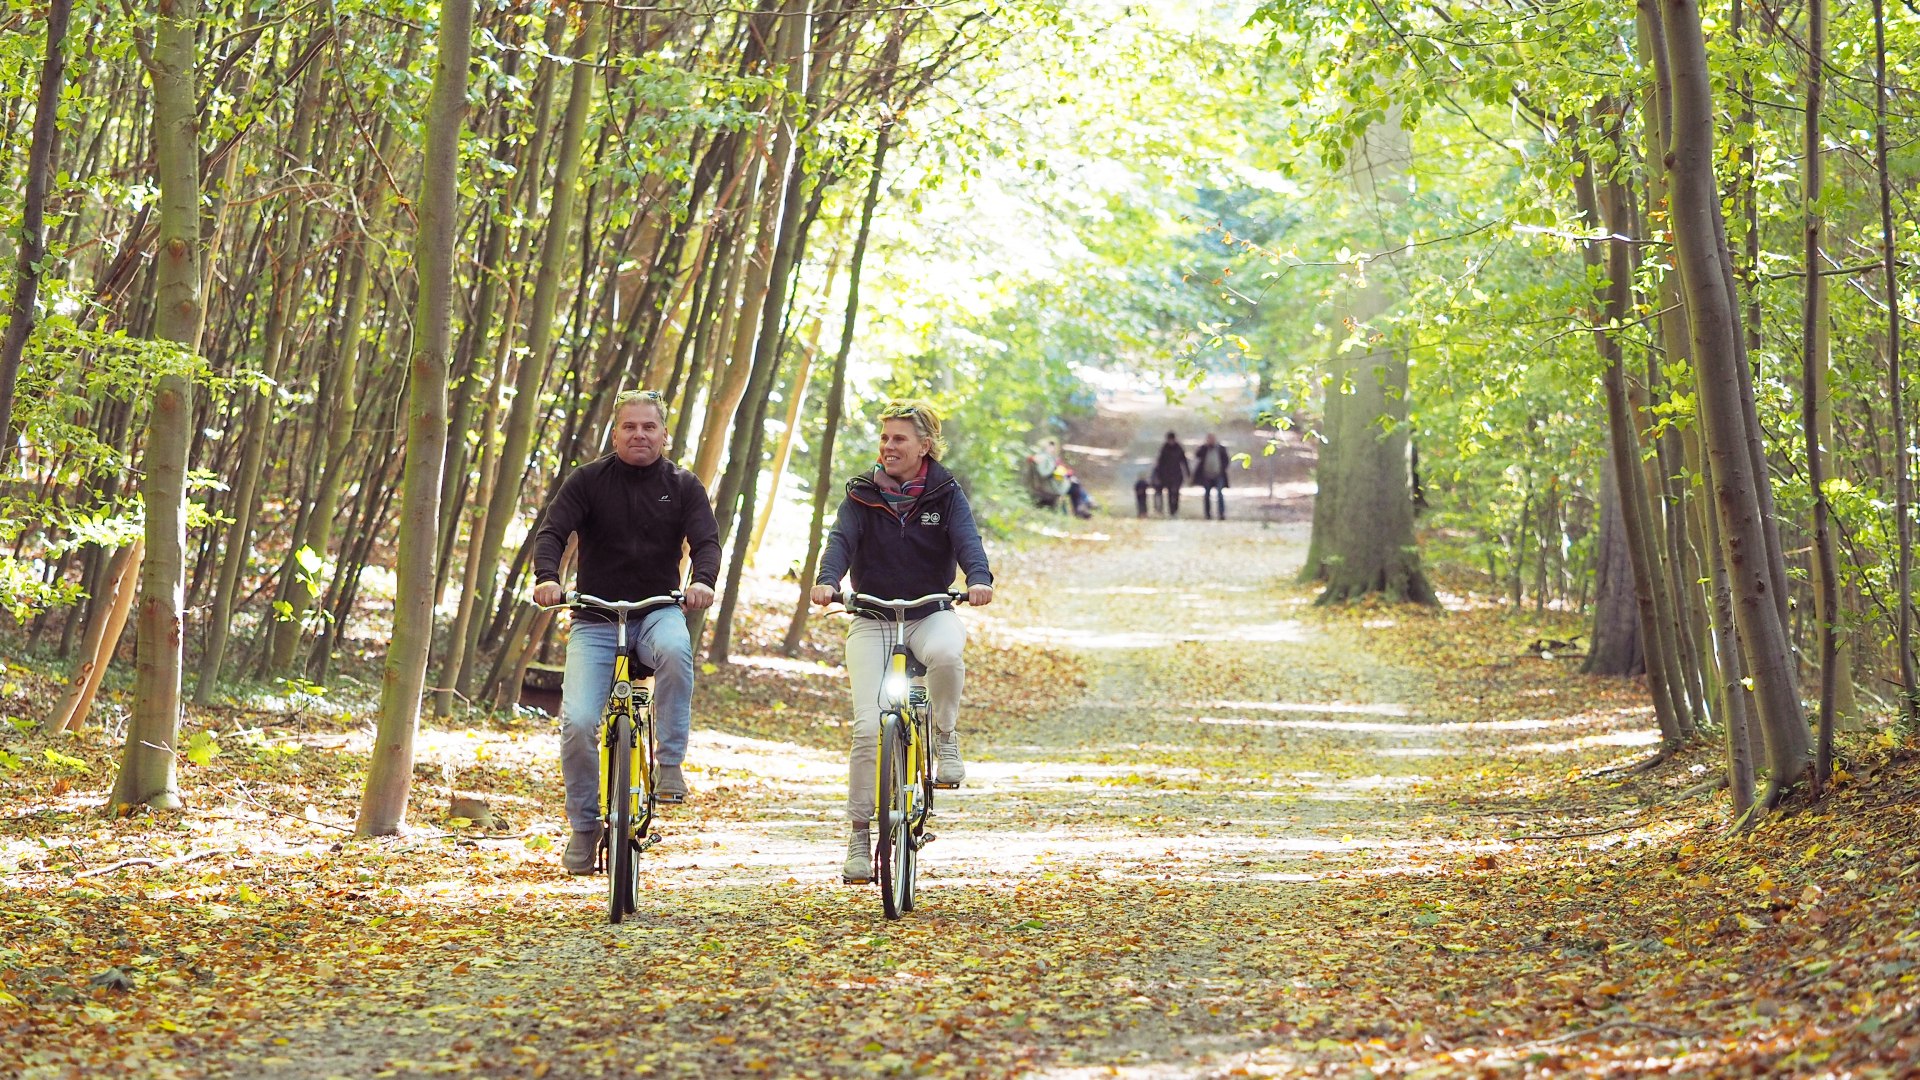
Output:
[
  {"xmin": 842, "ymin": 874, "xmax": 872, "ymax": 886},
  {"xmin": 918, "ymin": 831, "xmax": 936, "ymax": 846},
  {"xmin": 932, "ymin": 781, "xmax": 960, "ymax": 790}
]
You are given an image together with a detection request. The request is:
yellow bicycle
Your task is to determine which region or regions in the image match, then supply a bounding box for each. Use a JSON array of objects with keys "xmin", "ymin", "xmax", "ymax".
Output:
[
  {"xmin": 839, "ymin": 590, "xmax": 969, "ymax": 919},
  {"xmin": 555, "ymin": 590, "xmax": 682, "ymax": 924}
]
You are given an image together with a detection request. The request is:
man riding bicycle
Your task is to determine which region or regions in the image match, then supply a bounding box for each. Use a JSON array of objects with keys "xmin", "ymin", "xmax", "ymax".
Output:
[
  {"xmin": 810, "ymin": 399, "xmax": 994, "ymax": 883},
  {"xmin": 532, "ymin": 389, "xmax": 720, "ymax": 875}
]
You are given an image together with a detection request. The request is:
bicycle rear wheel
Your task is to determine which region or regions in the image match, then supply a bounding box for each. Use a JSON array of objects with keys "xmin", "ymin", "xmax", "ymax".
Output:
[
  {"xmin": 877, "ymin": 716, "xmax": 910, "ymax": 919},
  {"xmin": 608, "ymin": 714, "xmax": 636, "ymax": 925}
]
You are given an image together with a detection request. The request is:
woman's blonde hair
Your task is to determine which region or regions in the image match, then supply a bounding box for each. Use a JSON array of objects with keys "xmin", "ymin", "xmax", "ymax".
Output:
[{"xmin": 878, "ymin": 398, "xmax": 946, "ymax": 460}]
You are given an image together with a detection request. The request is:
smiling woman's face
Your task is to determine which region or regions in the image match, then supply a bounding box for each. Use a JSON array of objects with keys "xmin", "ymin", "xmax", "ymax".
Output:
[{"xmin": 878, "ymin": 418, "xmax": 930, "ymax": 482}]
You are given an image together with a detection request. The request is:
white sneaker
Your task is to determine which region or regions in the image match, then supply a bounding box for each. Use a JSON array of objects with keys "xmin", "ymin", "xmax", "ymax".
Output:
[
  {"xmin": 842, "ymin": 826, "xmax": 872, "ymax": 883},
  {"xmin": 935, "ymin": 731, "xmax": 965, "ymax": 787}
]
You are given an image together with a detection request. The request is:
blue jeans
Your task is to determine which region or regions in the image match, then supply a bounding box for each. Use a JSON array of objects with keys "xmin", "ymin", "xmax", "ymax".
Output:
[{"xmin": 558, "ymin": 612, "xmax": 693, "ymax": 832}]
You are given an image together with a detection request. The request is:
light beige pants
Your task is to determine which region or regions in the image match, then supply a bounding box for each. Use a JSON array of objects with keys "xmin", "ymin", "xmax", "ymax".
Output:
[{"xmin": 844, "ymin": 609, "xmax": 965, "ymax": 824}]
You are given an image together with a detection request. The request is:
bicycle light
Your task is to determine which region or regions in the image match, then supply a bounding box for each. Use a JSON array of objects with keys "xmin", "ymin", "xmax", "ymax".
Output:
[{"xmin": 883, "ymin": 672, "xmax": 910, "ymax": 703}]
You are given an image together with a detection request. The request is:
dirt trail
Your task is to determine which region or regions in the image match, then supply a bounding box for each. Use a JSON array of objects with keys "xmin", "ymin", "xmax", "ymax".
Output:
[{"xmin": 199, "ymin": 381, "xmax": 1555, "ymax": 1080}]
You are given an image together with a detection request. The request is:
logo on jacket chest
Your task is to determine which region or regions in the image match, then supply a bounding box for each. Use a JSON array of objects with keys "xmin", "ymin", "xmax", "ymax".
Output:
[{"xmin": 918, "ymin": 510, "xmax": 942, "ymax": 526}]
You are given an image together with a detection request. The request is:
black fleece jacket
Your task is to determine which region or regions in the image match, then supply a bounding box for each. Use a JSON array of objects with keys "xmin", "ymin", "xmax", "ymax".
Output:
[
  {"xmin": 532, "ymin": 454, "xmax": 721, "ymax": 623},
  {"xmin": 815, "ymin": 459, "xmax": 993, "ymax": 619}
]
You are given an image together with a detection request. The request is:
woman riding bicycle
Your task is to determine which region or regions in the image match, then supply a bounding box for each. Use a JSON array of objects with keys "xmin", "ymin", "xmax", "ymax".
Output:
[{"xmin": 810, "ymin": 399, "xmax": 994, "ymax": 883}]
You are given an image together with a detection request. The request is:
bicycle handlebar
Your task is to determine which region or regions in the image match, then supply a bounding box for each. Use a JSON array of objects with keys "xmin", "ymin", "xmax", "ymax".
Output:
[
  {"xmin": 834, "ymin": 590, "xmax": 969, "ymax": 614},
  {"xmin": 535, "ymin": 590, "xmax": 684, "ymax": 614}
]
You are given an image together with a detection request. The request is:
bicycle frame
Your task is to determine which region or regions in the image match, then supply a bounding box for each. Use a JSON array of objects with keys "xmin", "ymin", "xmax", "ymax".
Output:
[
  {"xmin": 838, "ymin": 589, "xmax": 966, "ymax": 918},
  {"xmin": 538, "ymin": 589, "xmax": 682, "ymax": 923}
]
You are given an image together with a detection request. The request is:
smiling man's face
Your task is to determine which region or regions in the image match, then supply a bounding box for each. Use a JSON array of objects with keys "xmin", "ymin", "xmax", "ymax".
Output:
[{"xmin": 614, "ymin": 401, "xmax": 667, "ymax": 467}]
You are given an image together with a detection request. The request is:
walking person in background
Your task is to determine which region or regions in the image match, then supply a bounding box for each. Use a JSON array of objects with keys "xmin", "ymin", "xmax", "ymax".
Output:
[
  {"xmin": 1193, "ymin": 433, "xmax": 1231, "ymax": 520},
  {"xmin": 1153, "ymin": 431, "xmax": 1190, "ymax": 516}
]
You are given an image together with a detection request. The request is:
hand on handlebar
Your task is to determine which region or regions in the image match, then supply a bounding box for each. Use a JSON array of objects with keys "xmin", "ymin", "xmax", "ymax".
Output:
[
  {"xmin": 682, "ymin": 583, "xmax": 716, "ymax": 611},
  {"xmin": 533, "ymin": 580, "xmax": 566, "ymax": 606},
  {"xmin": 967, "ymin": 583, "xmax": 993, "ymax": 608},
  {"xmin": 810, "ymin": 584, "xmax": 837, "ymax": 607}
]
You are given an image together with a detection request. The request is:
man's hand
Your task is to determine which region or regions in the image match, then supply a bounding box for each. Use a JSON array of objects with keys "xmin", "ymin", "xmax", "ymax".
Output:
[
  {"xmin": 682, "ymin": 582, "xmax": 716, "ymax": 611},
  {"xmin": 967, "ymin": 584, "xmax": 994, "ymax": 608},
  {"xmin": 810, "ymin": 584, "xmax": 836, "ymax": 607},
  {"xmin": 533, "ymin": 580, "xmax": 566, "ymax": 606}
]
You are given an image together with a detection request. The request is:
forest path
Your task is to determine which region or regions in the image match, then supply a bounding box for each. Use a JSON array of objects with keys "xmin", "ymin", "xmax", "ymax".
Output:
[
  {"xmin": 11, "ymin": 383, "xmax": 1724, "ymax": 1080},
  {"xmin": 211, "ymin": 382, "xmax": 1640, "ymax": 1079}
]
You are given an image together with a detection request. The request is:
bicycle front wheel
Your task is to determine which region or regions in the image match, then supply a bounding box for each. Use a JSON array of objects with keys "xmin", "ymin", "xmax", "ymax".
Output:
[
  {"xmin": 878, "ymin": 717, "xmax": 911, "ymax": 920},
  {"xmin": 608, "ymin": 714, "xmax": 636, "ymax": 925}
]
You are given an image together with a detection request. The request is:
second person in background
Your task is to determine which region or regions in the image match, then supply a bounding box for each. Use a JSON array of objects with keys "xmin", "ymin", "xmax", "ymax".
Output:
[{"xmin": 811, "ymin": 399, "xmax": 995, "ymax": 884}]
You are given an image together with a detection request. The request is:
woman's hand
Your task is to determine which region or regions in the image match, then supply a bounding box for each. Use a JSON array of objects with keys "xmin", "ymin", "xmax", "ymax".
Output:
[
  {"xmin": 967, "ymin": 584, "xmax": 993, "ymax": 607},
  {"xmin": 810, "ymin": 584, "xmax": 836, "ymax": 606}
]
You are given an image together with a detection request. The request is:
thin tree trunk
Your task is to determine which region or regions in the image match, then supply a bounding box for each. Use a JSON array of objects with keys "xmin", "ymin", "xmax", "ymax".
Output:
[
  {"xmin": 1803, "ymin": 0, "xmax": 1842, "ymax": 791},
  {"xmin": 457, "ymin": 9, "xmax": 602, "ymax": 699},
  {"xmin": 52, "ymin": 540, "xmax": 143, "ymax": 734},
  {"xmin": 1660, "ymin": 0, "xmax": 1809, "ymax": 808},
  {"xmin": 783, "ymin": 120, "xmax": 894, "ymax": 656},
  {"xmin": 356, "ymin": 0, "xmax": 473, "ymax": 836},
  {"xmin": 1872, "ymin": 0, "xmax": 1916, "ymax": 721},
  {"xmin": 707, "ymin": 1, "xmax": 815, "ymax": 664},
  {"xmin": 0, "ymin": 0, "xmax": 72, "ymax": 461},
  {"xmin": 1574, "ymin": 140, "xmax": 1687, "ymax": 753},
  {"xmin": 111, "ymin": 0, "xmax": 201, "ymax": 813}
]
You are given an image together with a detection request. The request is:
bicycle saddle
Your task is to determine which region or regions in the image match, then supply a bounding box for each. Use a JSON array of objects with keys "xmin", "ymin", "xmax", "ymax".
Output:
[
  {"xmin": 626, "ymin": 656, "xmax": 657, "ymax": 680},
  {"xmin": 904, "ymin": 650, "xmax": 928, "ymax": 678}
]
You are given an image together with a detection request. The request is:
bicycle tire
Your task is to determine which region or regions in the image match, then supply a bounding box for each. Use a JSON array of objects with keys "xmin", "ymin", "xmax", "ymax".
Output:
[
  {"xmin": 878, "ymin": 716, "xmax": 909, "ymax": 919},
  {"xmin": 608, "ymin": 713, "xmax": 635, "ymax": 925}
]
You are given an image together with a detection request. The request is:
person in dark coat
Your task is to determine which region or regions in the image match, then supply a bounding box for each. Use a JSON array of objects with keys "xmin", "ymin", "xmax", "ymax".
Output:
[
  {"xmin": 811, "ymin": 399, "xmax": 994, "ymax": 883},
  {"xmin": 532, "ymin": 389, "xmax": 721, "ymax": 874},
  {"xmin": 1153, "ymin": 431, "xmax": 1190, "ymax": 516},
  {"xmin": 1192, "ymin": 433, "xmax": 1231, "ymax": 520}
]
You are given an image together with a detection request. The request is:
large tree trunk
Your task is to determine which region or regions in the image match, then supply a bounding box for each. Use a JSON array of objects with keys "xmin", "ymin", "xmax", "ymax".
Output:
[
  {"xmin": 1660, "ymin": 0, "xmax": 1809, "ymax": 805},
  {"xmin": 111, "ymin": 0, "xmax": 201, "ymax": 813},
  {"xmin": 356, "ymin": 0, "xmax": 473, "ymax": 836},
  {"xmin": 0, "ymin": 0, "xmax": 71, "ymax": 459},
  {"xmin": 1303, "ymin": 116, "xmax": 1433, "ymax": 606}
]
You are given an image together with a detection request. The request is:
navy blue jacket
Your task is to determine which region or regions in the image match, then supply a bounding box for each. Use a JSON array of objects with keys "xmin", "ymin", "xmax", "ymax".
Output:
[{"xmin": 816, "ymin": 459, "xmax": 993, "ymax": 619}]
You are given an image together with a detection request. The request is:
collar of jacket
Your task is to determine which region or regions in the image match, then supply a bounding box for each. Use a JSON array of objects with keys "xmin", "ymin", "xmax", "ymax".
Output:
[
  {"xmin": 847, "ymin": 457, "xmax": 957, "ymax": 510},
  {"xmin": 608, "ymin": 454, "xmax": 673, "ymax": 481}
]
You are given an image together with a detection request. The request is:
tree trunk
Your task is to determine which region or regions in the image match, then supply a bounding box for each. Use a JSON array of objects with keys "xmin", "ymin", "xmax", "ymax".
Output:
[
  {"xmin": 52, "ymin": 540, "xmax": 143, "ymax": 734},
  {"xmin": 456, "ymin": 9, "xmax": 602, "ymax": 700},
  {"xmin": 783, "ymin": 119, "xmax": 895, "ymax": 656},
  {"xmin": 747, "ymin": 249, "xmax": 842, "ymax": 566},
  {"xmin": 111, "ymin": 0, "xmax": 201, "ymax": 813},
  {"xmin": 356, "ymin": 0, "xmax": 473, "ymax": 836},
  {"xmin": 1584, "ymin": 463, "xmax": 1644, "ymax": 675},
  {"xmin": 0, "ymin": 0, "xmax": 72, "ymax": 461},
  {"xmin": 1803, "ymin": 0, "xmax": 1842, "ymax": 790},
  {"xmin": 707, "ymin": 1, "xmax": 815, "ymax": 664},
  {"xmin": 1304, "ymin": 115, "xmax": 1432, "ymax": 605},
  {"xmin": 1871, "ymin": 0, "xmax": 1916, "ymax": 720},
  {"xmin": 1660, "ymin": 0, "xmax": 1809, "ymax": 804},
  {"xmin": 1573, "ymin": 141, "xmax": 1687, "ymax": 752}
]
